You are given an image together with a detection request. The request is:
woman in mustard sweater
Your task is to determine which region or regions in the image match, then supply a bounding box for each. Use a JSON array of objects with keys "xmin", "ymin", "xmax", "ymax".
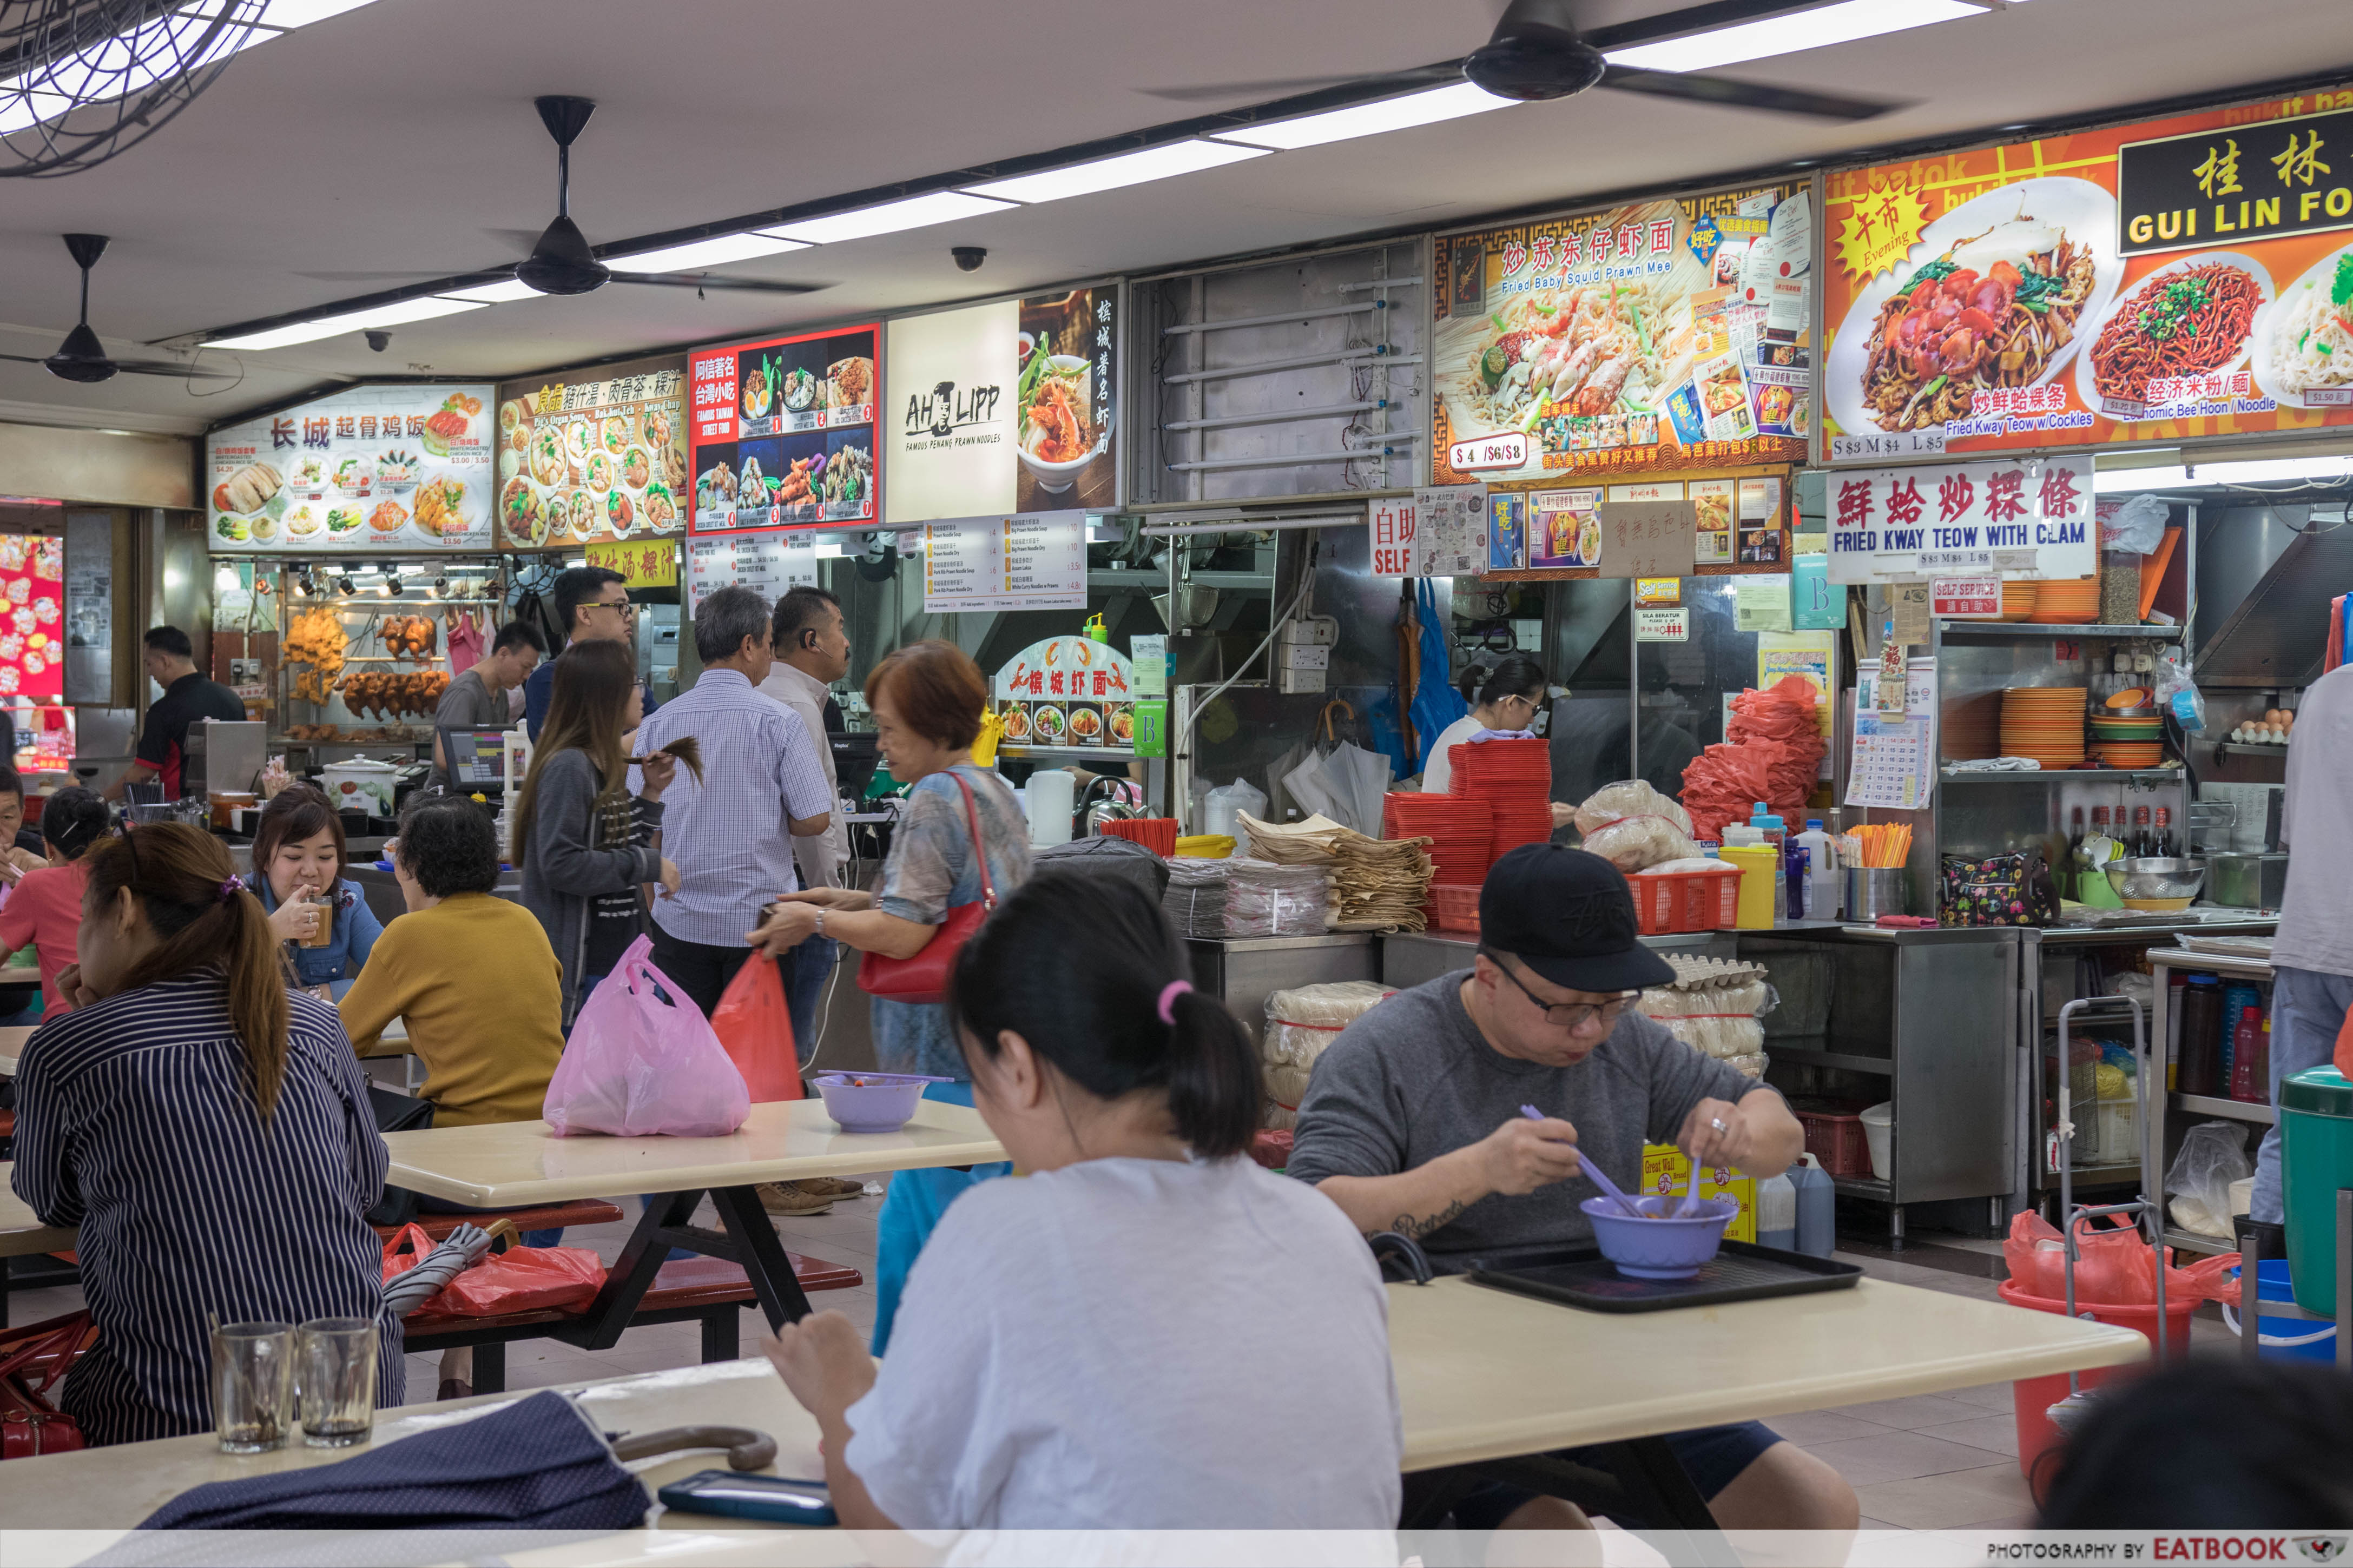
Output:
[
  {"xmin": 340, "ymin": 794, "xmax": 564, "ymax": 1127},
  {"xmin": 339, "ymin": 794, "xmax": 565, "ymax": 1401}
]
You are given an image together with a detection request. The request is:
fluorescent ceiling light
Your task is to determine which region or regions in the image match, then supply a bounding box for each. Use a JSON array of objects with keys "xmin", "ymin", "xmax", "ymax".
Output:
[
  {"xmin": 966, "ymin": 140, "xmax": 1268, "ymax": 204},
  {"xmin": 766, "ymin": 190, "xmax": 1014, "ymax": 246},
  {"xmin": 1603, "ymin": 0, "xmax": 1986, "ymax": 72},
  {"xmin": 609, "ymin": 233, "xmax": 807, "ymax": 273},
  {"xmin": 1210, "ymin": 82, "xmax": 1515, "ymax": 150},
  {"xmin": 2094, "ymin": 455, "xmax": 2353, "ymax": 493},
  {"xmin": 209, "ymin": 296, "xmax": 483, "ymax": 351},
  {"xmin": 436, "ymin": 277, "xmax": 543, "ymax": 304}
]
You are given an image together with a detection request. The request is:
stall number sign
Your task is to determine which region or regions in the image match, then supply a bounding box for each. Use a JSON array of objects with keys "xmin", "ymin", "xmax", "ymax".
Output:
[
  {"xmin": 1634, "ymin": 606, "xmax": 1690, "ymax": 642},
  {"xmin": 1370, "ymin": 496, "xmax": 1417, "ymax": 575},
  {"xmin": 1931, "ymin": 575, "xmax": 2003, "ymax": 618},
  {"xmin": 1446, "ymin": 432, "xmax": 1529, "ymax": 474}
]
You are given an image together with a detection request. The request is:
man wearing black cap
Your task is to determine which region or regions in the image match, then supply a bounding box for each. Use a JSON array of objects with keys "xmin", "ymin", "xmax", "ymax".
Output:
[{"xmin": 1289, "ymin": 843, "xmax": 1852, "ymax": 1536}]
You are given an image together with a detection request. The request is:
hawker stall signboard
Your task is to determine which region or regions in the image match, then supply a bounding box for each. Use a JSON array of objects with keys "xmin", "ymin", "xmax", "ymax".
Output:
[
  {"xmin": 1432, "ymin": 182, "xmax": 1813, "ymax": 486},
  {"xmin": 992, "ymin": 634, "xmax": 1135, "ymax": 751},
  {"xmin": 885, "ymin": 287, "xmax": 1119, "ymax": 524},
  {"xmin": 1826, "ymin": 455, "xmax": 2096, "ymax": 583},
  {"xmin": 688, "ymin": 325, "xmax": 880, "ymax": 533},
  {"xmin": 0, "ymin": 537, "xmax": 65, "ymax": 704},
  {"xmin": 206, "ymin": 384, "xmax": 495, "ymax": 552},
  {"xmin": 495, "ymin": 354, "xmax": 688, "ymax": 549},
  {"xmin": 1823, "ymin": 83, "xmax": 2353, "ymax": 464}
]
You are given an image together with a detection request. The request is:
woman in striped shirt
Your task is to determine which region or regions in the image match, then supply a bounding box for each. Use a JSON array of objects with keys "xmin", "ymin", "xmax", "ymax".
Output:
[{"xmin": 10, "ymin": 822, "xmax": 401, "ymax": 1445}]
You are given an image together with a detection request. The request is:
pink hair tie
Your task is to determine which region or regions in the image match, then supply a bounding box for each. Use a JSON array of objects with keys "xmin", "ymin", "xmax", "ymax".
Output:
[
  {"xmin": 217, "ymin": 875, "xmax": 246, "ymax": 903},
  {"xmin": 1156, "ymin": 980, "xmax": 1194, "ymax": 1026}
]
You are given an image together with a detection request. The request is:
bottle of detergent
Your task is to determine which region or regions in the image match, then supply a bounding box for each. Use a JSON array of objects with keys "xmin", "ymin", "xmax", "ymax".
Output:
[
  {"xmin": 1796, "ymin": 819, "xmax": 1841, "ymax": 922},
  {"xmin": 1790, "ymin": 1153, "xmax": 1836, "ymax": 1258},
  {"xmin": 1756, "ymin": 1170, "xmax": 1798, "ymax": 1252}
]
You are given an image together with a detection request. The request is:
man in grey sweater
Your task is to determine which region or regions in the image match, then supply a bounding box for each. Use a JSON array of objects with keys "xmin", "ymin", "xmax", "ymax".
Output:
[{"xmin": 1290, "ymin": 844, "xmax": 1851, "ymax": 1537}]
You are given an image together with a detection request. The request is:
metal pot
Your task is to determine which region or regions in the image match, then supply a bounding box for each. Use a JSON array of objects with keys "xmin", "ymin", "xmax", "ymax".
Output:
[
  {"xmin": 2205, "ymin": 851, "xmax": 2289, "ymax": 910},
  {"xmin": 2103, "ymin": 856, "xmax": 2206, "ymax": 908}
]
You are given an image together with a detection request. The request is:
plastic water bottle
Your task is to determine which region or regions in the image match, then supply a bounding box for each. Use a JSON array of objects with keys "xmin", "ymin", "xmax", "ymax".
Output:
[
  {"xmin": 1790, "ymin": 1153, "xmax": 1836, "ymax": 1258},
  {"xmin": 1749, "ymin": 804, "xmax": 1788, "ymax": 923},
  {"xmin": 1797, "ymin": 820, "xmax": 1841, "ymax": 922},
  {"xmin": 1756, "ymin": 1171, "xmax": 1797, "ymax": 1252}
]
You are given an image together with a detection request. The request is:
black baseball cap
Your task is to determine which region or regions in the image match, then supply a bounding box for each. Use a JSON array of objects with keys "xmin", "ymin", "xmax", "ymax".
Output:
[{"xmin": 1478, "ymin": 843, "xmax": 1677, "ymax": 995}]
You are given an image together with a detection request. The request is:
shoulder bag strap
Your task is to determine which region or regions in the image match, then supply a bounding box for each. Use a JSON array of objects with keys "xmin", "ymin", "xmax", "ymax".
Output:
[{"xmin": 950, "ymin": 771, "xmax": 997, "ymax": 912}]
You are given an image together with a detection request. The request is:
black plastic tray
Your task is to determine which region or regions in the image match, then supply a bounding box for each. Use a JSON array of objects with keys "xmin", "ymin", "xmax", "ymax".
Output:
[{"xmin": 1461, "ymin": 1239, "xmax": 1863, "ymax": 1314}]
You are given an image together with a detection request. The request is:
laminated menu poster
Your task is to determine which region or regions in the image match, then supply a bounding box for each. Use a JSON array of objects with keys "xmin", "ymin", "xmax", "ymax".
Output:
[
  {"xmin": 1823, "ymin": 82, "xmax": 2353, "ymax": 464},
  {"xmin": 993, "ymin": 635, "xmax": 1135, "ymax": 751},
  {"xmin": 0, "ymin": 536, "xmax": 65, "ymax": 703},
  {"xmin": 684, "ymin": 531, "xmax": 817, "ymax": 612},
  {"xmin": 920, "ymin": 511, "xmax": 1086, "ymax": 614},
  {"xmin": 206, "ymin": 384, "xmax": 495, "ymax": 552},
  {"xmin": 1432, "ymin": 181, "xmax": 1812, "ymax": 485},
  {"xmin": 1411, "ymin": 484, "xmax": 1489, "ymax": 577},
  {"xmin": 688, "ymin": 325, "xmax": 879, "ymax": 533},
  {"xmin": 495, "ymin": 354, "xmax": 689, "ymax": 548},
  {"xmin": 1846, "ymin": 659, "xmax": 1940, "ymax": 811}
]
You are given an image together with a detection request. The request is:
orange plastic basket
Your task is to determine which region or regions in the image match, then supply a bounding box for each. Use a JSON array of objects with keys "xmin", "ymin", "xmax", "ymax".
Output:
[
  {"xmin": 1629, "ymin": 864, "xmax": 1741, "ymax": 935},
  {"xmin": 1429, "ymin": 883, "xmax": 1482, "ymax": 934}
]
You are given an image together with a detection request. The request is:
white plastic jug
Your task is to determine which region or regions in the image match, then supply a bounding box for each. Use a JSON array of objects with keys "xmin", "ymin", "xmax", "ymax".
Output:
[
  {"xmin": 1202, "ymin": 777, "xmax": 1267, "ymax": 839},
  {"xmin": 1026, "ymin": 769, "xmax": 1074, "ymax": 848},
  {"xmin": 1797, "ymin": 821, "xmax": 1841, "ymax": 921}
]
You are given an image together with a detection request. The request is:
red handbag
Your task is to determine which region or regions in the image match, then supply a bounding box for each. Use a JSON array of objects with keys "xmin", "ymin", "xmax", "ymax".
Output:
[
  {"xmin": 859, "ymin": 771, "xmax": 997, "ymax": 1007},
  {"xmin": 0, "ymin": 1309, "xmax": 93, "ymax": 1459}
]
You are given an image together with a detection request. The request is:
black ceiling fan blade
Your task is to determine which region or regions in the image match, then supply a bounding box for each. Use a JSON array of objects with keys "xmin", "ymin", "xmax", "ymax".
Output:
[
  {"xmin": 1582, "ymin": 0, "xmax": 1832, "ymax": 52},
  {"xmin": 113, "ymin": 359, "xmax": 241, "ymax": 380},
  {"xmin": 607, "ymin": 272, "xmax": 829, "ymax": 295},
  {"xmin": 294, "ymin": 269, "xmax": 474, "ymax": 281},
  {"xmin": 483, "ymin": 227, "xmax": 546, "ymax": 252},
  {"xmin": 1598, "ymin": 64, "xmax": 1901, "ymax": 121},
  {"xmin": 1138, "ymin": 62, "xmax": 1458, "ymax": 103}
]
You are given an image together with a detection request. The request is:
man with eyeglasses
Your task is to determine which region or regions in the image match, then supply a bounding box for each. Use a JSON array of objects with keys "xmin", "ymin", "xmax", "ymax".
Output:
[
  {"xmin": 1289, "ymin": 843, "xmax": 1850, "ymax": 1536},
  {"xmin": 523, "ymin": 566, "xmax": 657, "ymax": 742}
]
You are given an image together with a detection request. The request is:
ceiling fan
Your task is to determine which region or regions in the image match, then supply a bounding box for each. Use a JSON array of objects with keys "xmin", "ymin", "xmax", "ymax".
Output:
[
  {"xmin": 0, "ymin": 234, "xmax": 236, "ymax": 383},
  {"xmin": 1146, "ymin": 0, "xmax": 1901, "ymax": 121},
  {"xmin": 303, "ymin": 97, "xmax": 824, "ymax": 297}
]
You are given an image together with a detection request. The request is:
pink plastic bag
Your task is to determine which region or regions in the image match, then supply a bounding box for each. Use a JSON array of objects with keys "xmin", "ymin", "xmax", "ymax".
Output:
[{"xmin": 543, "ymin": 935, "xmax": 751, "ymax": 1137}]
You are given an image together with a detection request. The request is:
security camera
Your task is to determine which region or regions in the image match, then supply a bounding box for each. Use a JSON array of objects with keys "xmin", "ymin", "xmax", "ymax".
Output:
[
  {"xmin": 364, "ymin": 330, "xmax": 392, "ymax": 353},
  {"xmin": 952, "ymin": 247, "xmax": 986, "ymax": 273}
]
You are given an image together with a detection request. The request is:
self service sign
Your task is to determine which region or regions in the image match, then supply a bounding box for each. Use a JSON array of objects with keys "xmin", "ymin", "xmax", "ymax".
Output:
[{"xmin": 1826, "ymin": 455, "xmax": 2094, "ymax": 584}]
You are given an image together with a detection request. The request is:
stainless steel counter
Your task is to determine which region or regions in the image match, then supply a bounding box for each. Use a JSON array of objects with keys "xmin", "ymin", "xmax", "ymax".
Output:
[
  {"xmin": 1379, "ymin": 928, "xmax": 1736, "ymax": 990},
  {"xmin": 1184, "ymin": 934, "xmax": 1380, "ymax": 1040}
]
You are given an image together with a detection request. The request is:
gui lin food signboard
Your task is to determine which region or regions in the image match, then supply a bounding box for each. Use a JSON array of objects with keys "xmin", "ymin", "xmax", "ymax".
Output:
[
  {"xmin": 1823, "ymin": 84, "xmax": 2353, "ymax": 465},
  {"xmin": 1432, "ymin": 182, "xmax": 1814, "ymax": 487}
]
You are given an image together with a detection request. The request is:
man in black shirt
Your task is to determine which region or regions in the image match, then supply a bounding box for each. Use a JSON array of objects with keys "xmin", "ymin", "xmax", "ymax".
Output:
[{"xmin": 107, "ymin": 626, "xmax": 247, "ymax": 801}]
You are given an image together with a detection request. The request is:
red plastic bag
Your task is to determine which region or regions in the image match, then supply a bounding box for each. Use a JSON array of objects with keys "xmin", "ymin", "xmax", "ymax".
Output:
[
  {"xmin": 426, "ymin": 1245, "xmax": 606, "ymax": 1317},
  {"xmin": 712, "ymin": 955, "xmax": 803, "ymax": 1103},
  {"xmin": 2002, "ymin": 1210, "xmax": 2240, "ymax": 1309},
  {"xmin": 543, "ymin": 934, "xmax": 751, "ymax": 1137},
  {"xmin": 379, "ymin": 1223, "xmax": 438, "ymax": 1283}
]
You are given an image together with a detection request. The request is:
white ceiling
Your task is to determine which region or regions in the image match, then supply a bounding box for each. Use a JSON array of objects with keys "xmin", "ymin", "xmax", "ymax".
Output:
[{"xmin": 2, "ymin": 0, "xmax": 2347, "ymax": 438}]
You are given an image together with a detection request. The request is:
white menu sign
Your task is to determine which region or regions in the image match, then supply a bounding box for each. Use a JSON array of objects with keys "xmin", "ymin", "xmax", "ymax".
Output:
[
  {"xmin": 886, "ymin": 302, "xmax": 1018, "ymax": 525},
  {"xmin": 684, "ymin": 531, "xmax": 819, "ymax": 612},
  {"xmin": 922, "ymin": 511, "xmax": 1086, "ymax": 614},
  {"xmin": 206, "ymin": 383, "xmax": 496, "ymax": 552},
  {"xmin": 1826, "ymin": 456, "xmax": 2094, "ymax": 584}
]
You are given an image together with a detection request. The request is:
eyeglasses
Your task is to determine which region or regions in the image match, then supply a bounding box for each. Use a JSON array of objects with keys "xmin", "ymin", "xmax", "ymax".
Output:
[
  {"xmin": 586, "ymin": 599, "xmax": 637, "ymax": 620},
  {"xmin": 1481, "ymin": 949, "xmax": 1634, "ymax": 1031}
]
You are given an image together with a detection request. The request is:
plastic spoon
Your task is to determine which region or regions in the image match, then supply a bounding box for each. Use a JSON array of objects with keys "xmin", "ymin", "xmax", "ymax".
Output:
[{"xmin": 1521, "ymin": 1104, "xmax": 1643, "ymax": 1218}]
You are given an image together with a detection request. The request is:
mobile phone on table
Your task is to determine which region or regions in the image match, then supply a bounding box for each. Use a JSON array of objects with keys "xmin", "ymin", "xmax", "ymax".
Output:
[{"xmin": 657, "ymin": 1470, "xmax": 836, "ymax": 1525}]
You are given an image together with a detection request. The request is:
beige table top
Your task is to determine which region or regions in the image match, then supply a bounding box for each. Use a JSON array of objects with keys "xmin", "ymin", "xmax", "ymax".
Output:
[
  {"xmin": 0, "ymin": 1273, "xmax": 2145, "ymax": 1540},
  {"xmin": 1389, "ymin": 1273, "xmax": 2145, "ymax": 1470},
  {"xmin": 2, "ymin": 1016, "xmax": 414, "ymax": 1076},
  {"xmin": 0, "ymin": 1162, "xmax": 75, "ymax": 1257},
  {"xmin": 385, "ymin": 1098, "xmax": 1006, "ymax": 1207}
]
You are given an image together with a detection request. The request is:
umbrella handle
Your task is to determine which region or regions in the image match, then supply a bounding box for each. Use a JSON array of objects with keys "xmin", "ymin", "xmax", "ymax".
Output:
[
  {"xmin": 1320, "ymin": 697, "xmax": 1354, "ymax": 745},
  {"xmin": 611, "ymin": 1424, "xmax": 779, "ymax": 1472}
]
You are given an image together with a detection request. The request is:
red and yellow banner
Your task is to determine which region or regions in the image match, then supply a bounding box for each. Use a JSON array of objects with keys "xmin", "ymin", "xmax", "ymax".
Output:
[{"xmin": 1822, "ymin": 84, "xmax": 2353, "ymax": 464}]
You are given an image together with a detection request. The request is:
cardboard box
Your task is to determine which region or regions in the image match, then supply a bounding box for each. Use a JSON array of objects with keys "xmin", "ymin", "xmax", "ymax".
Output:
[{"xmin": 1640, "ymin": 1144, "xmax": 1757, "ymax": 1242}]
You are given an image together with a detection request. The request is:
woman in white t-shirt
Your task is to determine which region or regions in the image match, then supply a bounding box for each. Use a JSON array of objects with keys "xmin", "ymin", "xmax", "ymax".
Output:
[
  {"xmin": 1420, "ymin": 658, "xmax": 1576, "ymax": 839},
  {"xmin": 762, "ymin": 876, "xmax": 1402, "ymax": 1532}
]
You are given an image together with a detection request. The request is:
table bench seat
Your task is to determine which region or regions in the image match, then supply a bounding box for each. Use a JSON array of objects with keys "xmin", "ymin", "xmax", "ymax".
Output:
[{"xmin": 373, "ymin": 1201, "xmax": 624, "ymax": 1246}]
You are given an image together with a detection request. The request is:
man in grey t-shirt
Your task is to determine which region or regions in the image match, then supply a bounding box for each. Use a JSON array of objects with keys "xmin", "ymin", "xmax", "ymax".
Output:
[
  {"xmin": 1290, "ymin": 844, "xmax": 1853, "ymax": 1536},
  {"xmin": 430, "ymin": 621, "xmax": 544, "ymax": 787}
]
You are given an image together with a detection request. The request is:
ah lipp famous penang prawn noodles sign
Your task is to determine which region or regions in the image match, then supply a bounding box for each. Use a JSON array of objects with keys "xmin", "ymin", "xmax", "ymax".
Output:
[
  {"xmin": 1822, "ymin": 82, "xmax": 2353, "ymax": 465},
  {"xmin": 1432, "ymin": 182, "xmax": 1814, "ymax": 487}
]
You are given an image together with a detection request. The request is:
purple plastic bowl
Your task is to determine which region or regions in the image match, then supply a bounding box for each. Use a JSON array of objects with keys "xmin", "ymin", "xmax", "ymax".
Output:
[
  {"xmin": 1580, "ymin": 1195, "xmax": 1739, "ymax": 1280},
  {"xmin": 813, "ymin": 1073, "xmax": 945, "ymax": 1134}
]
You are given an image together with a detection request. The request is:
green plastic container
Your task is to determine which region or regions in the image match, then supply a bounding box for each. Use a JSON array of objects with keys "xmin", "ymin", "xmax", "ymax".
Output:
[{"xmin": 2281, "ymin": 1066, "xmax": 2353, "ymax": 1315}]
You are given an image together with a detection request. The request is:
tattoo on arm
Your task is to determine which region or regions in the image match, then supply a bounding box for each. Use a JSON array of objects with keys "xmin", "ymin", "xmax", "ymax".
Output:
[{"xmin": 1381, "ymin": 1197, "xmax": 1469, "ymax": 1240}]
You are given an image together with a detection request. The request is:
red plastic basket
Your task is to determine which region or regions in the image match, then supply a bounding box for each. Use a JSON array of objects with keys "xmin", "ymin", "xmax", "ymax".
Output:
[
  {"xmin": 1098, "ymin": 817, "xmax": 1178, "ymax": 857},
  {"xmin": 1629, "ymin": 864, "xmax": 1741, "ymax": 935},
  {"xmin": 1791, "ymin": 1104, "xmax": 1874, "ymax": 1177},
  {"xmin": 1429, "ymin": 883, "xmax": 1482, "ymax": 934}
]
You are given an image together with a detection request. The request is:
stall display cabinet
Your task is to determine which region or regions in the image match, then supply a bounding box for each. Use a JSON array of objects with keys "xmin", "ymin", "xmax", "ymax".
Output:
[{"xmin": 2150, "ymin": 947, "xmax": 2277, "ymax": 1258}]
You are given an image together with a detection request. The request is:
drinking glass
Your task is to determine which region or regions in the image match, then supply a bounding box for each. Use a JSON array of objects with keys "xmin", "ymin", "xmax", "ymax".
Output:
[
  {"xmin": 296, "ymin": 1316, "xmax": 378, "ymax": 1447},
  {"xmin": 210, "ymin": 1321, "xmax": 294, "ymax": 1453}
]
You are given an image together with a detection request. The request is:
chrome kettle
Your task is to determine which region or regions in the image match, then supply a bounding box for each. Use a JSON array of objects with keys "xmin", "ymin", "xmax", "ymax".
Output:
[{"xmin": 1078, "ymin": 776, "xmax": 1142, "ymax": 838}]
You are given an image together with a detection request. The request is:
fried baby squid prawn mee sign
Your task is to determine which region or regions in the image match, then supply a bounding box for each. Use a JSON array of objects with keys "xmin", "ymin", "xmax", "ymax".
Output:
[{"xmin": 1824, "ymin": 83, "xmax": 2353, "ymax": 464}]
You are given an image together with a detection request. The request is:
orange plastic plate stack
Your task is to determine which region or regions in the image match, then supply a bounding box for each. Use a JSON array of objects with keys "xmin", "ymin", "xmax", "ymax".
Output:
[
  {"xmin": 2000, "ymin": 686, "xmax": 2088, "ymax": 768},
  {"xmin": 2028, "ymin": 577, "xmax": 2101, "ymax": 625},
  {"xmin": 1998, "ymin": 579, "xmax": 2039, "ymax": 622},
  {"xmin": 1382, "ymin": 792, "xmax": 1495, "ymax": 888},
  {"xmin": 1449, "ymin": 738, "xmax": 1554, "ymax": 857}
]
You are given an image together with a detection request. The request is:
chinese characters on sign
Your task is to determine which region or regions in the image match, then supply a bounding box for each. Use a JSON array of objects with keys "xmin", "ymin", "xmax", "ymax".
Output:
[
  {"xmin": 684, "ymin": 532, "xmax": 818, "ymax": 613},
  {"xmin": 1597, "ymin": 499, "xmax": 1698, "ymax": 579},
  {"xmin": 1369, "ymin": 497, "xmax": 1418, "ymax": 575},
  {"xmin": 1411, "ymin": 485, "xmax": 1489, "ymax": 577},
  {"xmin": 921, "ymin": 512, "xmax": 1087, "ymax": 614},
  {"xmin": 1827, "ymin": 457, "xmax": 2094, "ymax": 583},
  {"xmin": 496, "ymin": 355, "xmax": 689, "ymax": 548},
  {"xmin": 688, "ymin": 326, "xmax": 880, "ymax": 535},
  {"xmin": 990, "ymin": 636, "xmax": 1137, "ymax": 752},
  {"xmin": 585, "ymin": 538, "xmax": 679, "ymax": 590},
  {"xmin": 207, "ymin": 385, "xmax": 495, "ymax": 553}
]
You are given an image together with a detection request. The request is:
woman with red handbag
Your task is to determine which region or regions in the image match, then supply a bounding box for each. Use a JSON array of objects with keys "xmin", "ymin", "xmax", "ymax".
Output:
[{"xmin": 747, "ymin": 640, "xmax": 1029, "ymax": 1352}]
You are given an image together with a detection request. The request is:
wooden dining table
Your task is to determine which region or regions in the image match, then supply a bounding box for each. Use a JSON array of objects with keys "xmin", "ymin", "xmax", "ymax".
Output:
[{"xmin": 0, "ymin": 1272, "xmax": 2146, "ymax": 1541}]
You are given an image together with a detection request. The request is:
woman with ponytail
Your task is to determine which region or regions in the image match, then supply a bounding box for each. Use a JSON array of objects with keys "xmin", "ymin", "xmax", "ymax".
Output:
[
  {"xmin": 761, "ymin": 876, "xmax": 1401, "ymax": 1530},
  {"xmin": 9, "ymin": 822, "xmax": 401, "ymax": 1444},
  {"xmin": 0, "ymin": 787, "xmax": 111, "ymax": 1019}
]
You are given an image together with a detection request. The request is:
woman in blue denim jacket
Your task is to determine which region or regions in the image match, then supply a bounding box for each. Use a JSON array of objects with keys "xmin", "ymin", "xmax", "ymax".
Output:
[{"xmin": 250, "ymin": 785, "xmax": 384, "ymax": 997}]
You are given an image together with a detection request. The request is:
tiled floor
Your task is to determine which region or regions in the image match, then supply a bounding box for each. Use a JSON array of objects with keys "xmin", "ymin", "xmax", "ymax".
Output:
[{"xmin": 8, "ymin": 1206, "xmax": 2213, "ymax": 1532}]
